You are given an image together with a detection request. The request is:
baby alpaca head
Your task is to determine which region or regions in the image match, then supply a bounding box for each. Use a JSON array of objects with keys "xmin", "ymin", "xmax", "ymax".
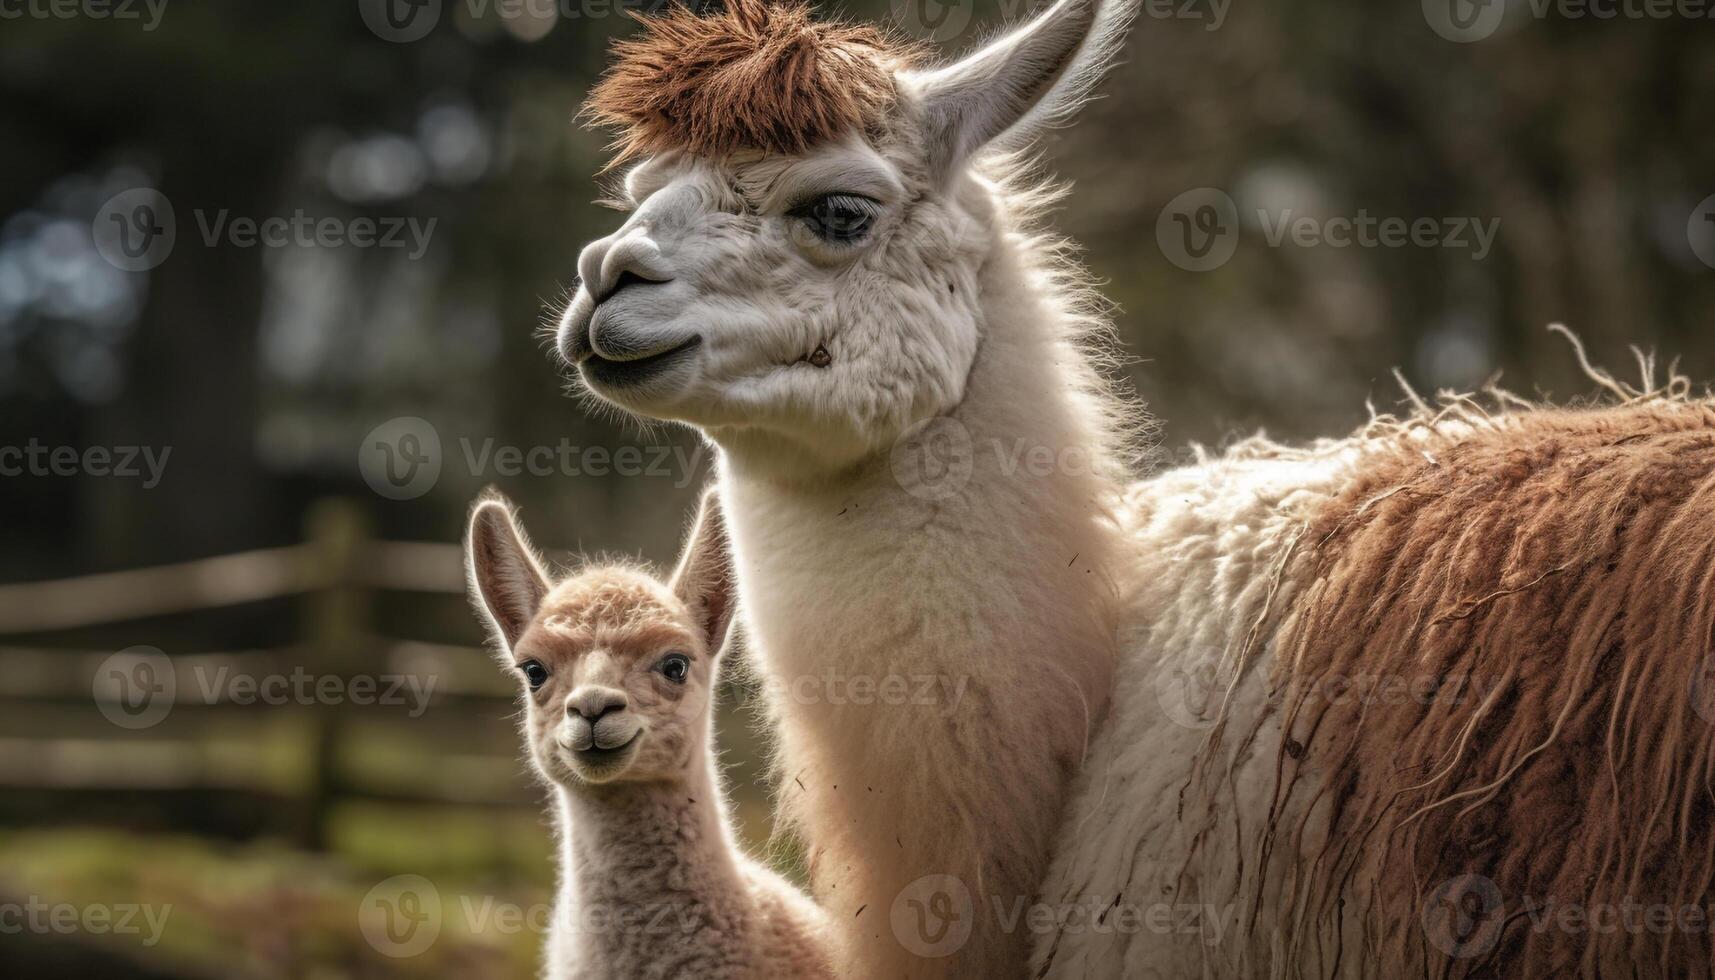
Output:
[{"xmin": 465, "ymin": 489, "xmax": 735, "ymax": 787}]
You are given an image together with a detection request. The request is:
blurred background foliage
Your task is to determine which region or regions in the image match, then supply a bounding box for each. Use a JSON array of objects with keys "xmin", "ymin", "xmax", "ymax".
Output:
[{"xmin": 0, "ymin": 0, "xmax": 1711, "ymax": 975}]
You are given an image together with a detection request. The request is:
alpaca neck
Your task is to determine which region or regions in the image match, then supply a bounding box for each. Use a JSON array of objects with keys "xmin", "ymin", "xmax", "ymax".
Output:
[
  {"xmin": 551, "ymin": 760, "xmax": 746, "ymax": 961},
  {"xmin": 715, "ymin": 209, "xmax": 1124, "ymax": 977}
]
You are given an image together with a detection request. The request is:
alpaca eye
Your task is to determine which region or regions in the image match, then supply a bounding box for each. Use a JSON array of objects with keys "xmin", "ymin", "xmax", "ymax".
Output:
[
  {"xmin": 520, "ymin": 661, "xmax": 550, "ymax": 690},
  {"xmin": 657, "ymin": 653, "xmax": 691, "ymax": 684},
  {"xmin": 791, "ymin": 194, "xmax": 877, "ymax": 245}
]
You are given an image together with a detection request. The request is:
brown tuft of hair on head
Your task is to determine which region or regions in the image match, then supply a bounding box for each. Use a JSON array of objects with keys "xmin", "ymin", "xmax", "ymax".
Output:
[{"xmin": 581, "ymin": 0, "xmax": 919, "ymax": 168}]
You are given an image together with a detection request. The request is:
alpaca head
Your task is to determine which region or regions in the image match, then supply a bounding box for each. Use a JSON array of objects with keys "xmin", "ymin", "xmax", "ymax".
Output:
[
  {"xmin": 465, "ymin": 489, "xmax": 735, "ymax": 786},
  {"xmin": 555, "ymin": 0, "xmax": 1132, "ymax": 474}
]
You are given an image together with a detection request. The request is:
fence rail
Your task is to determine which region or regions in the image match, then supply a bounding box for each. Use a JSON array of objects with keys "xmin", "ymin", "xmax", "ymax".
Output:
[{"xmin": 0, "ymin": 499, "xmax": 530, "ymax": 847}]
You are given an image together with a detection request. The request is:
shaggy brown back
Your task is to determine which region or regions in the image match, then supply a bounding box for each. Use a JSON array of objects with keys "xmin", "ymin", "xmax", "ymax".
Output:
[
  {"xmin": 582, "ymin": 0, "xmax": 915, "ymax": 167},
  {"xmin": 1186, "ymin": 394, "xmax": 1715, "ymax": 974},
  {"xmin": 1250, "ymin": 397, "xmax": 1715, "ymax": 977}
]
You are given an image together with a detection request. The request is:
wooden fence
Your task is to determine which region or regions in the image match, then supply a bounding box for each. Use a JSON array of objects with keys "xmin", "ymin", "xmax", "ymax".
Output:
[{"xmin": 0, "ymin": 499, "xmax": 534, "ymax": 849}]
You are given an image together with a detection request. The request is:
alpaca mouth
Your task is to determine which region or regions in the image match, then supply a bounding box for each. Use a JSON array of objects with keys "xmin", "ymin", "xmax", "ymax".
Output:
[
  {"xmin": 569, "ymin": 730, "xmax": 642, "ymax": 766},
  {"xmin": 581, "ymin": 336, "xmax": 701, "ymax": 389}
]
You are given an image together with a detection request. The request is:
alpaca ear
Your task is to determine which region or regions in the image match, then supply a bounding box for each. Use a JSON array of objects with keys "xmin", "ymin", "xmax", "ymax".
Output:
[
  {"xmin": 902, "ymin": 0, "xmax": 1135, "ymax": 178},
  {"xmin": 670, "ymin": 488, "xmax": 737, "ymax": 657},
  {"xmin": 466, "ymin": 493, "xmax": 551, "ymax": 653}
]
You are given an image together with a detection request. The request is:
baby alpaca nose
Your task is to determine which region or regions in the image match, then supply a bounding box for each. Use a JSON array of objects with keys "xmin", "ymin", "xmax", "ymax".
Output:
[{"xmin": 566, "ymin": 687, "xmax": 628, "ymax": 722}]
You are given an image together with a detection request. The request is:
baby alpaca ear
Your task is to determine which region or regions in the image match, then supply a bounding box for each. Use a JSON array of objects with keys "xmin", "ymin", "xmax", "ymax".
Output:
[
  {"xmin": 901, "ymin": 0, "xmax": 1135, "ymax": 179},
  {"xmin": 670, "ymin": 488, "xmax": 737, "ymax": 657},
  {"xmin": 466, "ymin": 493, "xmax": 551, "ymax": 653}
]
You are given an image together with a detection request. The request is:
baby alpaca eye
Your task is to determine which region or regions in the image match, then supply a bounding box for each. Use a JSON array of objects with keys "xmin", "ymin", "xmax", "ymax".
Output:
[
  {"xmin": 520, "ymin": 660, "xmax": 550, "ymax": 690},
  {"xmin": 657, "ymin": 653, "xmax": 691, "ymax": 684},
  {"xmin": 789, "ymin": 193, "xmax": 877, "ymax": 245}
]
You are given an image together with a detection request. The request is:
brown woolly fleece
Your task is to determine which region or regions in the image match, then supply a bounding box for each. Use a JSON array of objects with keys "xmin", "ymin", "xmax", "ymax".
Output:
[
  {"xmin": 1249, "ymin": 386, "xmax": 1715, "ymax": 977},
  {"xmin": 582, "ymin": 0, "xmax": 916, "ymax": 167}
]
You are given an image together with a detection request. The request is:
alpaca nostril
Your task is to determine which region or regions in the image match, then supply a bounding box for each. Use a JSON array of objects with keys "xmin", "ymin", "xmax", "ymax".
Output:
[
  {"xmin": 567, "ymin": 689, "xmax": 628, "ymax": 722},
  {"xmin": 598, "ymin": 270, "xmax": 668, "ymax": 306}
]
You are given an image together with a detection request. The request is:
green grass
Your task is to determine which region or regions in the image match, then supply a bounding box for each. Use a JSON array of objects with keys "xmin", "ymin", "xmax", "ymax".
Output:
[{"xmin": 0, "ymin": 823, "xmax": 546, "ymax": 979}]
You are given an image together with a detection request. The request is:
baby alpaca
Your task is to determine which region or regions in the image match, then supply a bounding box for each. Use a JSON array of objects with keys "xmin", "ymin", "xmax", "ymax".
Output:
[{"xmin": 466, "ymin": 489, "xmax": 831, "ymax": 980}]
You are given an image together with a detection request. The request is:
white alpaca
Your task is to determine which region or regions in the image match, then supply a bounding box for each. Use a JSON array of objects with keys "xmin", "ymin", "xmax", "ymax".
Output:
[
  {"xmin": 552, "ymin": 1, "xmax": 1715, "ymax": 977},
  {"xmin": 554, "ymin": 1, "xmax": 1138, "ymax": 975},
  {"xmin": 466, "ymin": 490, "xmax": 832, "ymax": 980}
]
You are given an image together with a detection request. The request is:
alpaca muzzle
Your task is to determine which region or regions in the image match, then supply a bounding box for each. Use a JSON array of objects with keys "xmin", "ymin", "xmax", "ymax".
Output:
[{"xmin": 560, "ymin": 686, "xmax": 642, "ymax": 756}]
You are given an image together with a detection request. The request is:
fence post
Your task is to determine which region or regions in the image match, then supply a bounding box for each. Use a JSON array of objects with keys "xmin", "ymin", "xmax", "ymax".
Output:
[{"xmin": 299, "ymin": 498, "xmax": 370, "ymax": 851}]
